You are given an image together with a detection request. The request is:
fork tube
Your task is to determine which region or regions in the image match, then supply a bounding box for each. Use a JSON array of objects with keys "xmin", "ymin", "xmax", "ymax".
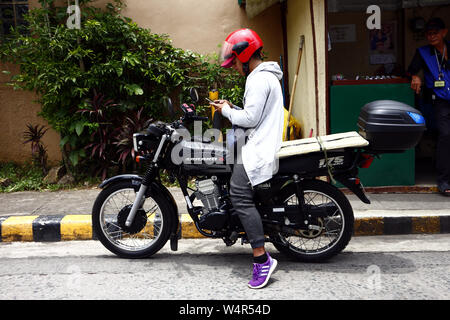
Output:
[
  {"xmin": 125, "ymin": 164, "xmax": 156, "ymax": 227},
  {"xmin": 125, "ymin": 184, "xmax": 148, "ymax": 227},
  {"xmin": 125, "ymin": 134, "xmax": 167, "ymax": 228}
]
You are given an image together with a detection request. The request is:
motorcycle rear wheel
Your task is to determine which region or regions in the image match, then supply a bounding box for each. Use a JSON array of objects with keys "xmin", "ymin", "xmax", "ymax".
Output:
[
  {"xmin": 92, "ymin": 181, "xmax": 173, "ymax": 258},
  {"xmin": 272, "ymin": 179, "xmax": 354, "ymax": 262}
]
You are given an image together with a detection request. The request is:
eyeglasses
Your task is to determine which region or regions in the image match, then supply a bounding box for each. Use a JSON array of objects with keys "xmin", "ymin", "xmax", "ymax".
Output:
[{"xmin": 426, "ymin": 30, "xmax": 440, "ymax": 37}]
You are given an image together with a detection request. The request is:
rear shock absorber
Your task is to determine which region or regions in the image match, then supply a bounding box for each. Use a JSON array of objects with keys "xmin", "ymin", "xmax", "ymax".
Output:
[{"xmin": 293, "ymin": 174, "xmax": 307, "ymax": 227}]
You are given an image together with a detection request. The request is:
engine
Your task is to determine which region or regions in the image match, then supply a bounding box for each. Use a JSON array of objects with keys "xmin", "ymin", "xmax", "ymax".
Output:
[
  {"xmin": 194, "ymin": 178, "xmax": 228, "ymax": 231},
  {"xmin": 194, "ymin": 178, "xmax": 221, "ymax": 212}
]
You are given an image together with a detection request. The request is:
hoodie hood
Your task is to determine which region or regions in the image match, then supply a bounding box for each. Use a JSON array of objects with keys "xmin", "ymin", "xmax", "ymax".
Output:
[{"xmin": 249, "ymin": 61, "xmax": 283, "ymax": 81}]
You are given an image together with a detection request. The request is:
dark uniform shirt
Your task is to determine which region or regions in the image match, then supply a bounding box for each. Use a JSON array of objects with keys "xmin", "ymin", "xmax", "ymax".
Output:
[{"xmin": 407, "ymin": 41, "xmax": 449, "ymax": 101}]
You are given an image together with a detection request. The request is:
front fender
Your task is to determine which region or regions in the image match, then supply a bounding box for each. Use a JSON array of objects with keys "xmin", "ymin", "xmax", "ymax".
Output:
[{"xmin": 99, "ymin": 174, "xmax": 143, "ymax": 190}]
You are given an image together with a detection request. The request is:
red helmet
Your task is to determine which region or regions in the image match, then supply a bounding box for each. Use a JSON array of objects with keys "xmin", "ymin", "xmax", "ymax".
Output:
[{"xmin": 221, "ymin": 28, "xmax": 263, "ymax": 68}]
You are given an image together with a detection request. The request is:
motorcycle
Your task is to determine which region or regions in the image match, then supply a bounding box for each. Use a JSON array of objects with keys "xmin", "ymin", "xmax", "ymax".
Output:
[{"xmin": 92, "ymin": 89, "xmax": 425, "ymax": 262}]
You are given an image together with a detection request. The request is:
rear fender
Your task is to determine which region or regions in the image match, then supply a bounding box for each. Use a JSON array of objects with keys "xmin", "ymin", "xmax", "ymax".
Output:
[{"xmin": 335, "ymin": 174, "xmax": 371, "ymax": 204}]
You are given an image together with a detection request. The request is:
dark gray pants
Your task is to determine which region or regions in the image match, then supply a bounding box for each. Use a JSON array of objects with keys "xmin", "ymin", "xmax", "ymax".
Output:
[
  {"xmin": 434, "ymin": 98, "xmax": 450, "ymax": 188},
  {"xmin": 229, "ymin": 164, "xmax": 265, "ymax": 249}
]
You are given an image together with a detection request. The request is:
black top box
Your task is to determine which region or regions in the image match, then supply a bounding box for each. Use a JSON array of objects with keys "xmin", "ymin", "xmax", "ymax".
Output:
[{"xmin": 357, "ymin": 100, "xmax": 426, "ymax": 152}]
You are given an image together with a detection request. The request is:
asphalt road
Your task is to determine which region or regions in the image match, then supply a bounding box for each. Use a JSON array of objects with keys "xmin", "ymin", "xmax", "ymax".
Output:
[{"xmin": 0, "ymin": 235, "xmax": 449, "ymax": 300}]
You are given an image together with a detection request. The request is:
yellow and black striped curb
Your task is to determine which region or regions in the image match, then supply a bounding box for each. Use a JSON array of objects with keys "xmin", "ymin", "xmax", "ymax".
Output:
[{"xmin": 0, "ymin": 214, "xmax": 449, "ymax": 242}]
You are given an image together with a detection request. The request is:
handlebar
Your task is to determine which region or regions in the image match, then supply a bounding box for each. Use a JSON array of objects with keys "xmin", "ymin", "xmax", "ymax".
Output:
[
  {"xmin": 168, "ymin": 101, "xmax": 210, "ymax": 129},
  {"xmin": 191, "ymin": 116, "xmax": 209, "ymax": 121},
  {"xmin": 170, "ymin": 115, "xmax": 209, "ymax": 129}
]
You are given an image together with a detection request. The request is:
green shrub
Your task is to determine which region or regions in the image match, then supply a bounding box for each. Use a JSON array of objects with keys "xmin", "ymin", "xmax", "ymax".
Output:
[
  {"xmin": 0, "ymin": 0, "xmax": 245, "ymax": 179},
  {"xmin": 0, "ymin": 161, "xmax": 100, "ymax": 192}
]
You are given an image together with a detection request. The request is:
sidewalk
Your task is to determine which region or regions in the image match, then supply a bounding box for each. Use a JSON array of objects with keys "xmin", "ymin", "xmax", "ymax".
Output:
[{"xmin": 1, "ymin": 187, "xmax": 449, "ymax": 242}]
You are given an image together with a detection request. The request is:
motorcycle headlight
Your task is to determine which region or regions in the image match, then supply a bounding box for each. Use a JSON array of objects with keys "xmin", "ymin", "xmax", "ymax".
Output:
[
  {"xmin": 133, "ymin": 124, "xmax": 166, "ymax": 154},
  {"xmin": 133, "ymin": 132, "xmax": 162, "ymax": 153}
]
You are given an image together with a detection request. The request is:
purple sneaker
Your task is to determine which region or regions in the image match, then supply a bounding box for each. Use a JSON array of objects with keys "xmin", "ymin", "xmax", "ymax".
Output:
[{"xmin": 248, "ymin": 253, "xmax": 278, "ymax": 289}]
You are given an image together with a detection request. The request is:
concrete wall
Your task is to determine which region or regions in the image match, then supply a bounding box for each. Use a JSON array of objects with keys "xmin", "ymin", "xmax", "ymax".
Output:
[
  {"xmin": 117, "ymin": 0, "xmax": 283, "ymax": 60},
  {"xmin": 286, "ymin": 0, "xmax": 327, "ymax": 137},
  {"xmin": 0, "ymin": 0, "xmax": 61, "ymax": 165},
  {"xmin": 0, "ymin": 0, "xmax": 283, "ymax": 163},
  {"xmin": 0, "ymin": 77, "xmax": 62, "ymax": 165}
]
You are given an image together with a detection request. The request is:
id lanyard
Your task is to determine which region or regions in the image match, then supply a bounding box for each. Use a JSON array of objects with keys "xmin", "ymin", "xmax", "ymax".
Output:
[{"xmin": 435, "ymin": 45, "xmax": 447, "ymax": 80}]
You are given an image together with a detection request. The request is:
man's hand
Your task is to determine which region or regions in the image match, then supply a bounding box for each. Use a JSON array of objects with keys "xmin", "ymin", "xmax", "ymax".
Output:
[
  {"xmin": 209, "ymin": 100, "xmax": 231, "ymax": 113},
  {"xmin": 411, "ymin": 75, "xmax": 422, "ymax": 94}
]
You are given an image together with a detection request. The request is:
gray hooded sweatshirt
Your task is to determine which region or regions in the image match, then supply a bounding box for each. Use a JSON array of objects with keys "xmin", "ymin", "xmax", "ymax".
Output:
[{"xmin": 221, "ymin": 61, "xmax": 284, "ymax": 186}]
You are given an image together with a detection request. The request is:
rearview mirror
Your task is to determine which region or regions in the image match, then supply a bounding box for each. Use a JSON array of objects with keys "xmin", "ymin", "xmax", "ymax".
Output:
[
  {"xmin": 190, "ymin": 88, "xmax": 199, "ymax": 103},
  {"xmin": 164, "ymin": 97, "xmax": 174, "ymax": 117}
]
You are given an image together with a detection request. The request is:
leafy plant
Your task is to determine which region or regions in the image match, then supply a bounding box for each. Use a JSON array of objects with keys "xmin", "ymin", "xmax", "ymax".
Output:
[
  {"xmin": 114, "ymin": 107, "xmax": 153, "ymax": 171},
  {"xmin": 77, "ymin": 89, "xmax": 119, "ymax": 124},
  {"xmin": 0, "ymin": 161, "xmax": 101, "ymax": 192},
  {"xmin": 76, "ymin": 92, "xmax": 152, "ymax": 179},
  {"xmin": 77, "ymin": 91, "xmax": 121, "ymax": 179},
  {"xmin": 22, "ymin": 124, "xmax": 49, "ymax": 175},
  {"xmin": 0, "ymin": 162, "xmax": 47, "ymax": 192}
]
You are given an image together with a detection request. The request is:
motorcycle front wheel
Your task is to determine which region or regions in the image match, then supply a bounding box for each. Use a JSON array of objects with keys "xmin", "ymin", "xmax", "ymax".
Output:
[
  {"xmin": 272, "ymin": 179, "xmax": 354, "ymax": 262},
  {"xmin": 92, "ymin": 181, "xmax": 173, "ymax": 258}
]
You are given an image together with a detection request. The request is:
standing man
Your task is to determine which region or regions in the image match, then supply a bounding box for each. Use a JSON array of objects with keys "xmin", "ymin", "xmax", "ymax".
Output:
[
  {"xmin": 408, "ymin": 17, "xmax": 450, "ymax": 196},
  {"xmin": 210, "ymin": 28, "xmax": 284, "ymax": 288}
]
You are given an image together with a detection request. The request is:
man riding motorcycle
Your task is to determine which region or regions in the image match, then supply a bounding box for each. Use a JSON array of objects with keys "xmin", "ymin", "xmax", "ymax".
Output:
[{"xmin": 210, "ymin": 28, "xmax": 284, "ymax": 289}]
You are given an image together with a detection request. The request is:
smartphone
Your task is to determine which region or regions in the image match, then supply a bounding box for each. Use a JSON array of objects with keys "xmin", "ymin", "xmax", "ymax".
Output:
[{"xmin": 206, "ymin": 98, "xmax": 219, "ymax": 107}]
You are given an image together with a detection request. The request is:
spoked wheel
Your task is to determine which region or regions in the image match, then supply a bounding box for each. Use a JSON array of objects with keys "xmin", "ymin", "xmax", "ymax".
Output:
[
  {"xmin": 92, "ymin": 181, "xmax": 173, "ymax": 258},
  {"xmin": 272, "ymin": 179, "xmax": 354, "ymax": 262}
]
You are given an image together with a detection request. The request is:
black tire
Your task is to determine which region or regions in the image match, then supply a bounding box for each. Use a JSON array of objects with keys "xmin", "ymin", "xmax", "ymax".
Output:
[
  {"xmin": 92, "ymin": 181, "xmax": 174, "ymax": 258},
  {"xmin": 271, "ymin": 179, "xmax": 354, "ymax": 262}
]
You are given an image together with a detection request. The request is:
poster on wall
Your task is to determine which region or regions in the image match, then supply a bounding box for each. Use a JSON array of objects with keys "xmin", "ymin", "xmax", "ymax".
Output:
[
  {"xmin": 369, "ymin": 21, "xmax": 397, "ymax": 65},
  {"xmin": 329, "ymin": 24, "xmax": 356, "ymax": 43}
]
